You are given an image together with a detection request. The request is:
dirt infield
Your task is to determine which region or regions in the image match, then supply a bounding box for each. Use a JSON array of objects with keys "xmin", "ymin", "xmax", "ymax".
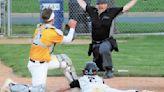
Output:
[
  {"xmin": 0, "ymin": 63, "xmax": 164, "ymax": 92},
  {"xmin": 0, "ymin": 37, "xmax": 128, "ymax": 44},
  {"xmin": 0, "ymin": 38, "xmax": 91, "ymax": 44}
]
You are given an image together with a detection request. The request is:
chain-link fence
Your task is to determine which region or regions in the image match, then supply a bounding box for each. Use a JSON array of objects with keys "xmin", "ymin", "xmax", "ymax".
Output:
[
  {"xmin": 6, "ymin": 0, "xmax": 164, "ymax": 36},
  {"xmin": 115, "ymin": 0, "xmax": 164, "ymax": 34},
  {"xmin": 0, "ymin": 0, "xmax": 7, "ymax": 35}
]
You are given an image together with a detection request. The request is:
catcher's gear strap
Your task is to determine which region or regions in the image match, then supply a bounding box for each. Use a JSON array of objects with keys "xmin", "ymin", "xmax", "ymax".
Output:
[
  {"xmin": 33, "ymin": 24, "xmax": 46, "ymax": 47},
  {"xmin": 33, "ymin": 24, "xmax": 60, "ymax": 53},
  {"xmin": 33, "ymin": 24, "xmax": 63, "ymax": 48}
]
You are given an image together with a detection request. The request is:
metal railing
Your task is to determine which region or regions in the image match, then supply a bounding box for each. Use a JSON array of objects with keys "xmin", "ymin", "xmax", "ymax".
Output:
[{"xmin": 0, "ymin": 0, "xmax": 6, "ymax": 35}]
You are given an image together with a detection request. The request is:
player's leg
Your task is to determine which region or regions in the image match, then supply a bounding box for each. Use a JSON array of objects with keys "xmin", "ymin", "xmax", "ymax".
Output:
[
  {"xmin": 9, "ymin": 83, "xmax": 30, "ymax": 92},
  {"xmin": 48, "ymin": 54, "xmax": 78, "ymax": 82},
  {"xmin": 57, "ymin": 54, "xmax": 78, "ymax": 82},
  {"xmin": 92, "ymin": 44, "xmax": 105, "ymax": 71},
  {"xmin": 102, "ymin": 84, "xmax": 139, "ymax": 92},
  {"xmin": 107, "ymin": 88, "xmax": 139, "ymax": 92},
  {"xmin": 27, "ymin": 60, "xmax": 48, "ymax": 92},
  {"xmin": 1, "ymin": 79, "xmax": 30, "ymax": 92},
  {"xmin": 99, "ymin": 41, "xmax": 113, "ymax": 78}
]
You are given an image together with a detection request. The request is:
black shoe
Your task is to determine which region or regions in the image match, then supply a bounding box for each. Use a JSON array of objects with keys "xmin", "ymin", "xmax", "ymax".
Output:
[{"xmin": 103, "ymin": 70, "xmax": 113, "ymax": 78}]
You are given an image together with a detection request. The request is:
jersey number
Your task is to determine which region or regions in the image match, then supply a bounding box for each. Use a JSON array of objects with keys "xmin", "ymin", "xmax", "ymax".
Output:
[{"xmin": 88, "ymin": 77, "xmax": 96, "ymax": 82}]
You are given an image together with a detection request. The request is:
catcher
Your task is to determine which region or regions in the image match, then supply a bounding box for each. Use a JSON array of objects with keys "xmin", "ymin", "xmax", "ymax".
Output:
[
  {"xmin": 27, "ymin": 7, "xmax": 79, "ymax": 92},
  {"xmin": 0, "ymin": 8, "xmax": 78, "ymax": 92}
]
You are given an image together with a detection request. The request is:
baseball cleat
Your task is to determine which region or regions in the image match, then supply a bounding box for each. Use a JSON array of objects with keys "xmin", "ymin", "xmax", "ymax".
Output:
[{"xmin": 0, "ymin": 78, "xmax": 15, "ymax": 92}]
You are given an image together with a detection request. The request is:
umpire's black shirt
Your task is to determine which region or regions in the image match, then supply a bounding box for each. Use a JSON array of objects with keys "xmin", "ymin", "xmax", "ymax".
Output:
[{"xmin": 86, "ymin": 5, "xmax": 123, "ymax": 41}]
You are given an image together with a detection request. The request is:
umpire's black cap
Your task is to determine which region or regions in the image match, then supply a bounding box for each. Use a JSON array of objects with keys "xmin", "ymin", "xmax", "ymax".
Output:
[{"xmin": 96, "ymin": 0, "xmax": 108, "ymax": 4}]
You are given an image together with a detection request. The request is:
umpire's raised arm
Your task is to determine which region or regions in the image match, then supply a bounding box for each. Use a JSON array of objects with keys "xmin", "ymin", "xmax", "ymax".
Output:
[
  {"xmin": 77, "ymin": 0, "xmax": 138, "ymax": 12},
  {"xmin": 122, "ymin": 0, "xmax": 138, "ymax": 13},
  {"xmin": 77, "ymin": 0, "xmax": 87, "ymax": 11}
]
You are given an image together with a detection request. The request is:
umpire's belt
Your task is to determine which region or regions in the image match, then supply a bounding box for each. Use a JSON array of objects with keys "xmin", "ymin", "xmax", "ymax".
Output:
[
  {"xmin": 30, "ymin": 58, "xmax": 45, "ymax": 64},
  {"xmin": 92, "ymin": 40, "xmax": 103, "ymax": 44}
]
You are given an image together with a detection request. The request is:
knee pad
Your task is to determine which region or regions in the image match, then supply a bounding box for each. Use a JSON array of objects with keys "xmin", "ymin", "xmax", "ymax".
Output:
[
  {"xmin": 30, "ymin": 85, "xmax": 46, "ymax": 92},
  {"xmin": 56, "ymin": 54, "xmax": 78, "ymax": 82},
  {"xmin": 56, "ymin": 54, "xmax": 72, "ymax": 67},
  {"xmin": 51, "ymin": 54, "xmax": 72, "ymax": 68}
]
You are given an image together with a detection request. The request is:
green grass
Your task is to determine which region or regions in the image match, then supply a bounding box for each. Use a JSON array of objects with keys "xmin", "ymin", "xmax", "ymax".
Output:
[
  {"xmin": 12, "ymin": 24, "xmax": 69, "ymax": 36},
  {"xmin": 0, "ymin": 44, "xmax": 91, "ymax": 77},
  {"xmin": 0, "ymin": 36, "xmax": 164, "ymax": 77},
  {"xmin": 115, "ymin": 0, "xmax": 164, "ymax": 12},
  {"xmin": 117, "ymin": 23, "xmax": 164, "ymax": 33},
  {"xmin": 12, "ymin": 24, "xmax": 36, "ymax": 35},
  {"xmin": 12, "ymin": 0, "xmax": 69, "ymax": 13},
  {"xmin": 12, "ymin": 0, "xmax": 164, "ymax": 13},
  {"xmin": 12, "ymin": 23, "xmax": 164, "ymax": 36},
  {"xmin": 114, "ymin": 36, "xmax": 164, "ymax": 76},
  {"xmin": 12, "ymin": 0, "xmax": 40, "ymax": 13}
]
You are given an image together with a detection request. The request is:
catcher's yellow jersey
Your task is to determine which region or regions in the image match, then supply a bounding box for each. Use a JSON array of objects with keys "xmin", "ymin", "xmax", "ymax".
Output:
[{"xmin": 29, "ymin": 24, "xmax": 63, "ymax": 62}]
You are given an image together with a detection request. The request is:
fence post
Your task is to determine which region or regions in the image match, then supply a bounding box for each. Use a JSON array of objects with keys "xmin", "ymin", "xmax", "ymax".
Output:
[
  {"xmin": 0, "ymin": 0, "xmax": 6, "ymax": 35},
  {"xmin": 7, "ymin": 0, "xmax": 11, "ymax": 37},
  {"xmin": 0, "ymin": 0, "xmax": 1, "ymax": 33}
]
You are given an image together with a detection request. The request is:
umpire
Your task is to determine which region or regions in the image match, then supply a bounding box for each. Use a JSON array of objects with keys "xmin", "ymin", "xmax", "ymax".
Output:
[{"xmin": 77, "ymin": 0, "xmax": 137, "ymax": 78}]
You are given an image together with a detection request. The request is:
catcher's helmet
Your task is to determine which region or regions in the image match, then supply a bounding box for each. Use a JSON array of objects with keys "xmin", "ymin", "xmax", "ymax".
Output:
[{"xmin": 83, "ymin": 62, "xmax": 99, "ymax": 75}]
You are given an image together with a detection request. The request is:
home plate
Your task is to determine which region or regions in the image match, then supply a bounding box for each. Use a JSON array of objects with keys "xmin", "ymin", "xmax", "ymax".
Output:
[{"xmin": 117, "ymin": 69, "xmax": 129, "ymax": 73}]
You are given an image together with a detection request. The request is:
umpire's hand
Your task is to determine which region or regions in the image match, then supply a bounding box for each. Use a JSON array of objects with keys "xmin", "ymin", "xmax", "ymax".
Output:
[{"xmin": 68, "ymin": 19, "xmax": 77, "ymax": 29}]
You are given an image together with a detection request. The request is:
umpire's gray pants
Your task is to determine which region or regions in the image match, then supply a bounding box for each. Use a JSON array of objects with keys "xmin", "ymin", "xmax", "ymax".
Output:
[{"xmin": 93, "ymin": 40, "xmax": 112, "ymax": 70}]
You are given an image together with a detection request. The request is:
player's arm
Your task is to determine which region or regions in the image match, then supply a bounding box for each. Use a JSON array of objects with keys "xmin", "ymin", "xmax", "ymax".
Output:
[
  {"xmin": 62, "ymin": 19, "xmax": 77, "ymax": 43},
  {"xmin": 122, "ymin": 0, "xmax": 138, "ymax": 13},
  {"xmin": 77, "ymin": 0, "xmax": 87, "ymax": 11}
]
